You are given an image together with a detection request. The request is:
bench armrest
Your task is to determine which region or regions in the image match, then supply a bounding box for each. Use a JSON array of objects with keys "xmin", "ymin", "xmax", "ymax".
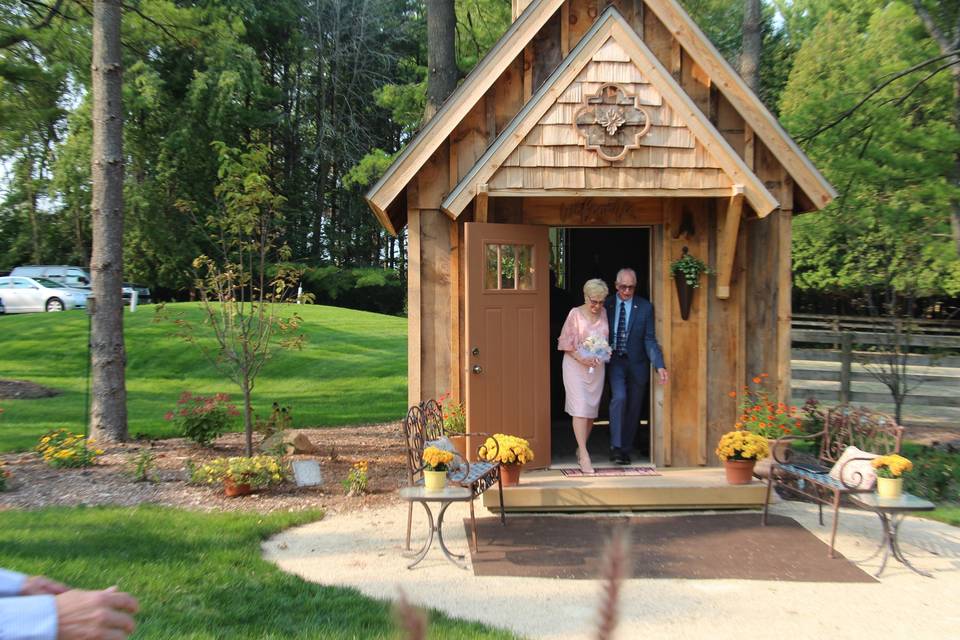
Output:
[{"xmin": 837, "ymin": 455, "xmax": 877, "ymax": 490}]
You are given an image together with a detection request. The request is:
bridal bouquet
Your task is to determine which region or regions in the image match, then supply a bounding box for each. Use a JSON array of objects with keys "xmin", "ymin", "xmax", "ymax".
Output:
[{"xmin": 578, "ymin": 333, "xmax": 613, "ymax": 373}]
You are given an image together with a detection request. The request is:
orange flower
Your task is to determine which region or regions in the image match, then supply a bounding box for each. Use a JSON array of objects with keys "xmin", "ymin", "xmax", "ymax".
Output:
[
  {"xmin": 761, "ymin": 373, "xmax": 768, "ymax": 378},
  {"xmin": 728, "ymin": 391, "xmax": 737, "ymax": 398},
  {"xmin": 753, "ymin": 376, "xmax": 762, "ymax": 384}
]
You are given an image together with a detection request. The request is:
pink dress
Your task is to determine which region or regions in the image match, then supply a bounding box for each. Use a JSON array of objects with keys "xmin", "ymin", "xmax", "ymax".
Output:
[{"xmin": 557, "ymin": 307, "xmax": 609, "ymax": 419}]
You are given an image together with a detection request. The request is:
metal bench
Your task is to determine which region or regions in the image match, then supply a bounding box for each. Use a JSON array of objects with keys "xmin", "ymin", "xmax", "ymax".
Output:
[
  {"xmin": 402, "ymin": 399, "xmax": 505, "ymax": 553},
  {"xmin": 761, "ymin": 404, "xmax": 904, "ymax": 557}
]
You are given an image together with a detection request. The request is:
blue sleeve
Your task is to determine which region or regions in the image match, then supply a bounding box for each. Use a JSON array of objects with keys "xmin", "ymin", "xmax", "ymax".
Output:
[
  {"xmin": 644, "ymin": 303, "xmax": 665, "ymax": 370},
  {"xmin": 0, "ymin": 570, "xmax": 25, "ymax": 597},
  {"xmin": 0, "ymin": 595, "xmax": 57, "ymax": 640}
]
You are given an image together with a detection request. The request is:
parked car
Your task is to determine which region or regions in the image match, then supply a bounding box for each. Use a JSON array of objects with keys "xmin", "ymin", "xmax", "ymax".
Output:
[
  {"xmin": 0, "ymin": 297, "xmax": 5, "ymax": 314},
  {"xmin": 0, "ymin": 276, "xmax": 90, "ymax": 312},
  {"xmin": 122, "ymin": 283, "xmax": 152, "ymax": 305},
  {"xmin": 10, "ymin": 265, "xmax": 92, "ymax": 289}
]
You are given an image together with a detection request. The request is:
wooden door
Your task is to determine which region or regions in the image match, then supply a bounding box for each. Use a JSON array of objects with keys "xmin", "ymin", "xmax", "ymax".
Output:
[{"xmin": 465, "ymin": 223, "xmax": 551, "ymax": 468}]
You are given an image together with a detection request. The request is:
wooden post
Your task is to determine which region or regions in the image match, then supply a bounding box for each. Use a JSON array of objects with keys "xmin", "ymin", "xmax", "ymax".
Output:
[
  {"xmin": 716, "ymin": 185, "xmax": 744, "ymax": 299},
  {"xmin": 840, "ymin": 333, "xmax": 853, "ymax": 404}
]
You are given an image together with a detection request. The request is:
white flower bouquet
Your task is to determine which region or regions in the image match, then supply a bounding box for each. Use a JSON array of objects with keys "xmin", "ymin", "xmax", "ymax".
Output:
[{"xmin": 578, "ymin": 333, "xmax": 612, "ymax": 373}]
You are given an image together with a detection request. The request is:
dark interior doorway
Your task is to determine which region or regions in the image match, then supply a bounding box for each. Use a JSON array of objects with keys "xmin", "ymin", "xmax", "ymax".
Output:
[{"xmin": 549, "ymin": 227, "xmax": 652, "ymax": 465}]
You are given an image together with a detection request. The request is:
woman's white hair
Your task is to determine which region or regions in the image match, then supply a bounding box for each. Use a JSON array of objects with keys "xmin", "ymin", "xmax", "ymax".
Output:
[{"xmin": 582, "ymin": 278, "xmax": 609, "ymax": 301}]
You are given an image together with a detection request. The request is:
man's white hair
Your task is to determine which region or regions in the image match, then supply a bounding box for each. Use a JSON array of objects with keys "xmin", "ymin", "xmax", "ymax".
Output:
[{"xmin": 615, "ymin": 268, "xmax": 637, "ymax": 284}]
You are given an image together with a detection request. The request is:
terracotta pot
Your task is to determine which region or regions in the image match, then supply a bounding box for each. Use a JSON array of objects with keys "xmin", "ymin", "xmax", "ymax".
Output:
[
  {"xmin": 224, "ymin": 477, "xmax": 253, "ymax": 497},
  {"xmin": 674, "ymin": 272, "xmax": 694, "ymax": 320},
  {"xmin": 723, "ymin": 459, "xmax": 757, "ymax": 485},
  {"xmin": 876, "ymin": 477, "xmax": 903, "ymax": 499},
  {"xmin": 424, "ymin": 470, "xmax": 448, "ymax": 492},
  {"xmin": 500, "ymin": 463, "xmax": 522, "ymax": 487},
  {"xmin": 753, "ymin": 439, "xmax": 792, "ymax": 479},
  {"xmin": 448, "ymin": 435, "xmax": 469, "ymax": 461}
]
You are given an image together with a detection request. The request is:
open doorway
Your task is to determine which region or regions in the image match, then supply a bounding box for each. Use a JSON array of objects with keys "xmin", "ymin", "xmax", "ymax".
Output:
[{"xmin": 548, "ymin": 227, "xmax": 653, "ymax": 467}]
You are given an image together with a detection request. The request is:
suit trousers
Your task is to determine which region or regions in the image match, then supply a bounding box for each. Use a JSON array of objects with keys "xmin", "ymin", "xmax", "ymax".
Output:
[{"xmin": 607, "ymin": 354, "xmax": 647, "ymax": 452}]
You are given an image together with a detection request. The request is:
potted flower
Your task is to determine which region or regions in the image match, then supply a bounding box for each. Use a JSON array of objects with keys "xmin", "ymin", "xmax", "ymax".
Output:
[
  {"xmin": 669, "ymin": 246, "xmax": 713, "ymax": 320},
  {"xmin": 438, "ymin": 393, "xmax": 468, "ymax": 459},
  {"xmin": 732, "ymin": 373, "xmax": 804, "ymax": 477},
  {"xmin": 871, "ymin": 454, "xmax": 913, "ymax": 499},
  {"xmin": 715, "ymin": 430, "xmax": 769, "ymax": 484},
  {"xmin": 192, "ymin": 455, "xmax": 288, "ymax": 497},
  {"xmin": 477, "ymin": 434, "xmax": 535, "ymax": 487},
  {"xmin": 422, "ymin": 446, "xmax": 455, "ymax": 492}
]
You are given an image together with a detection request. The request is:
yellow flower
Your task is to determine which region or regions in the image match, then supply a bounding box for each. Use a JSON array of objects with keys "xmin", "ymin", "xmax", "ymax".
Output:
[{"xmin": 871, "ymin": 454, "xmax": 913, "ymax": 478}]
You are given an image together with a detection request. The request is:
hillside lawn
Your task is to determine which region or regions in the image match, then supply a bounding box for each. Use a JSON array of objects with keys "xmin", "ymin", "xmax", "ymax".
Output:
[
  {"xmin": 0, "ymin": 304, "xmax": 407, "ymax": 452},
  {"xmin": 0, "ymin": 506, "xmax": 516, "ymax": 639}
]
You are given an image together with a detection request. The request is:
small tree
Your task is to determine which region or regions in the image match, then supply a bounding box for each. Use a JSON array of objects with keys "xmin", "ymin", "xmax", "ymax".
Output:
[{"xmin": 170, "ymin": 141, "xmax": 308, "ymax": 456}]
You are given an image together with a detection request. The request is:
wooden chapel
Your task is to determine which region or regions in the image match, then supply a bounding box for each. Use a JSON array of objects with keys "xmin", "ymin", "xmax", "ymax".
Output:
[{"xmin": 366, "ymin": 0, "xmax": 835, "ymax": 470}]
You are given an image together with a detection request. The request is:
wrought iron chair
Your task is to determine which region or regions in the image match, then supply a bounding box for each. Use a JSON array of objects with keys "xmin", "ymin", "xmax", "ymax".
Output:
[
  {"xmin": 402, "ymin": 399, "xmax": 506, "ymax": 552},
  {"xmin": 762, "ymin": 404, "xmax": 903, "ymax": 557}
]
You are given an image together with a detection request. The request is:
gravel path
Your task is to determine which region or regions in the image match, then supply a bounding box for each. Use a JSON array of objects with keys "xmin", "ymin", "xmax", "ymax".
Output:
[{"xmin": 264, "ymin": 500, "xmax": 960, "ymax": 639}]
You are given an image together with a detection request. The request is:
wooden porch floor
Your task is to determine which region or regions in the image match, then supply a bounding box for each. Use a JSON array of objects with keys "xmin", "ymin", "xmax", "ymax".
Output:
[{"xmin": 482, "ymin": 467, "xmax": 768, "ymax": 512}]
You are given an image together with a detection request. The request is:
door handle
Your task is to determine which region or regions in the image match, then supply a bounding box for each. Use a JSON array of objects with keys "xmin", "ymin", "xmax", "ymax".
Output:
[{"xmin": 472, "ymin": 365, "xmax": 483, "ymax": 374}]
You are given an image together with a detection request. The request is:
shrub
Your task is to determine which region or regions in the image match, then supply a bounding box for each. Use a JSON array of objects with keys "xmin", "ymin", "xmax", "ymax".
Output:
[
  {"xmin": 191, "ymin": 455, "xmax": 288, "ymax": 490},
  {"xmin": 127, "ymin": 448, "xmax": 157, "ymax": 483},
  {"xmin": 342, "ymin": 460, "xmax": 369, "ymax": 496},
  {"xmin": 165, "ymin": 392, "xmax": 239, "ymax": 446},
  {"xmin": 902, "ymin": 444, "xmax": 960, "ymax": 502},
  {"xmin": 35, "ymin": 429, "xmax": 103, "ymax": 468},
  {"xmin": 255, "ymin": 402, "xmax": 293, "ymax": 440},
  {"xmin": 293, "ymin": 264, "xmax": 406, "ymax": 316}
]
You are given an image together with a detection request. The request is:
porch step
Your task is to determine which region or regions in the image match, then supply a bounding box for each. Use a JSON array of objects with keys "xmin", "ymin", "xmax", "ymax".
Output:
[{"xmin": 482, "ymin": 467, "xmax": 768, "ymax": 512}]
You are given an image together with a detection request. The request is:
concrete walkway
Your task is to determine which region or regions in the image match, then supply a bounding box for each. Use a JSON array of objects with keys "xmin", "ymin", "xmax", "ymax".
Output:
[{"xmin": 263, "ymin": 499, "xmax": 959, "ymax": 639}]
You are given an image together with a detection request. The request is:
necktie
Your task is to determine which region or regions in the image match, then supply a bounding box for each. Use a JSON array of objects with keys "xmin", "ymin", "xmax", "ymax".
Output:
[{"xmin": 616, "ymin": 301, "xmax": 627, "ymax": 355}]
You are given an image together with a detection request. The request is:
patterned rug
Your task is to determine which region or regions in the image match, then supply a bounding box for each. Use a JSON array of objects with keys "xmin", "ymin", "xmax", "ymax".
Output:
[{"xmin": 560, "ymin": 466, "xmax": 660, "ymax": 477}]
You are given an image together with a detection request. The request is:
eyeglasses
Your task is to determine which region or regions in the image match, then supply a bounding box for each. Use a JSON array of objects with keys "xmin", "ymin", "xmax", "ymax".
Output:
[
  {"xmin": 587, "ymin": 298, "xmax": 604, "ymax": 306},
  {"xmin": 616, "ymin": 284, "xmax": 636, "ymax": 291}
]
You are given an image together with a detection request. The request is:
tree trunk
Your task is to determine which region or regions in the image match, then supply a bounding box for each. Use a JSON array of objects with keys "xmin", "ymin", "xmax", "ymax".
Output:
[
  {"xmin": 242, "ymin": 379, "xmax": 254, "ymax": 457},
  {"xmin": 425, "ymin": 0, "xmax": 457, "ymax": 121},
  {"xmin": 739, "ymin": 0, "xmax": 761, "ymax": 93},
  {"xmin": 89, "ymin": 0, "xmax": 128, "ymax": 443}
]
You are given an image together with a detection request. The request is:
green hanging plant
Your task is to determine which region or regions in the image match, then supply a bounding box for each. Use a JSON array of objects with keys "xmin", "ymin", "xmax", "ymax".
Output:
[{"xmin": 669, "ymin": 247, "xmax": 714, "ymax": 288}]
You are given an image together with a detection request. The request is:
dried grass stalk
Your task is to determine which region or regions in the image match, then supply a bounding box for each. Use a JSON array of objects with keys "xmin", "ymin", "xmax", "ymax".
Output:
[
  {"xmin": 595, "ymin": 525, "xmax": 631, "ymax": 640},
  {"xmin": 393, "ymin": 589, "xmax": 428, "ymax": 640}
]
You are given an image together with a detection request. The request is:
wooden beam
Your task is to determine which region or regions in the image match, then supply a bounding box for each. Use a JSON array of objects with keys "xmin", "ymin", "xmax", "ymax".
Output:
[
  {"xmin": 407, "ymin": 206, "xmax": 422, "ymax": 406},
  {"xmin": 642, "ymin": 0, "xmax": 836, "ymax": 208},
  {"xmin": 743, "ymin": 124, "xmax": 754, "ymax": 171},
  {"xmin": 560, "ymin": 2, "xmax": 570, "ymax": 56},
  {"xmin": 716, "ymin": 185, "xmax": 744, "ymax": 299},
  {"xmin": 475, "ymin": 184, "xmax": 490, "ymax": 222},
  {"xmin": 490, "ymin": 188, "xmax": 734, "ymax": 198}
]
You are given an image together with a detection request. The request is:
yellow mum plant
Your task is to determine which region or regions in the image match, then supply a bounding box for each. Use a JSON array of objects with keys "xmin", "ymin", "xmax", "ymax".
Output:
[
  {"xmin": 871, "ymin": 454, "xmax": 913, "ymax": 479},
  {"xmin": 715, "ymin": 430, "xmax": 769, "ymax": 462},
  {"xmin": 191, "ymin": 455, "xmax": 287, "ymax": 489},
  {"xmin": 422, "ymin": 446, "xmax": 455, "ymax": 472},
  {"xmin": 478, "ymin": 434, "xmax": 535, "ymax": 465}
]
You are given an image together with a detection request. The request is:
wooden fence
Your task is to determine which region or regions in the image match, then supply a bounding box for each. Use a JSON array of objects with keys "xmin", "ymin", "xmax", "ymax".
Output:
[{"xmin": 791, "ymin": 314, "xmax": 960, "ymax": 409}]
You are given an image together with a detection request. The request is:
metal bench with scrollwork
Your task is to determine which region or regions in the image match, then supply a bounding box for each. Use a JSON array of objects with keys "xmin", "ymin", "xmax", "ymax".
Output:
[
  {"xmin": 402, "ymin": 399, "xmax": 505, "ymax": 553},
  {"xmin": 761, "ymin": 404, "xmax": 904, "ymax": 557}
]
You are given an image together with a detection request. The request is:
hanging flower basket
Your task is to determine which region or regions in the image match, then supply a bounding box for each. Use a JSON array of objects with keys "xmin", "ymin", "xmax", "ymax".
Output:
[{"xmin": 669, "ymin": 247, "xmax": 712, "ymax": 320}]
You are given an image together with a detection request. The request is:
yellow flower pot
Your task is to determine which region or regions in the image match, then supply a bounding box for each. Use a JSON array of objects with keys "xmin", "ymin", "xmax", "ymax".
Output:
[
  {"xmin": 424, "ymin": 470, "xmax": 447, "ymax": 492},
  {"xmin": 876, "ymin": 477, "xmax": 903, "ymax": 499}
]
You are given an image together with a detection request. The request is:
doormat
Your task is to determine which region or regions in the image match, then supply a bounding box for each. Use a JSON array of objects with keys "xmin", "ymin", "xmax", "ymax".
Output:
[
  {"xmin": 560, "ymin": 466, "xmax": 659, "ymax": 477},
  {"xmin": 466, "ymin": 513, "xmax": 876, "ymax": 583}
]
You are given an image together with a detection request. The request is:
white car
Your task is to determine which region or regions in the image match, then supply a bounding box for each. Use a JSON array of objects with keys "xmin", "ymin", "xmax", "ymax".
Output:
[{"xmin": 0, "ymin": 276, "xmax": 90, "ymax": 312}]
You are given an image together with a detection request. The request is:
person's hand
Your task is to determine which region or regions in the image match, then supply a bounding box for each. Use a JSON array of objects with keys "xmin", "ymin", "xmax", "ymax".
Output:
[
  {"xmin": 657, "ymin": 368, "xmax": 669, "ymax": 385},
  {"xmin": 20, "ymin": 575, "xmax": 70, "ymax": 596},
  {"xmin": 55, "ymin": 587, "xmax": 139, "ymax": 640}
]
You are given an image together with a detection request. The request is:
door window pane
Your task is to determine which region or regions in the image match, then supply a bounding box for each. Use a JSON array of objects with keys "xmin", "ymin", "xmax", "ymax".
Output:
[{"xmin": 483, "ymin": 243, "xmax": 535, "ymax": 290}]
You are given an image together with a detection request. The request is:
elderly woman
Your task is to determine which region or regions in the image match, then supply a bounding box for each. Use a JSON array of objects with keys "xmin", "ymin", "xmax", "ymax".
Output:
[{"xmin": 557, "ymin": 278, "xmax": 610, "ymax": 474}]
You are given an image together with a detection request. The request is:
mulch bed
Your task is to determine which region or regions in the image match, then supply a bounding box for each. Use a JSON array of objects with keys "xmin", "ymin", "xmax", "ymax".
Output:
[
  {"xmin": 0, "ymin": 424, "xmax": 409, "ymax": 515},
  {"xmin": 467, "ymin": 513, "xmax": 876, "ymax": 582}
]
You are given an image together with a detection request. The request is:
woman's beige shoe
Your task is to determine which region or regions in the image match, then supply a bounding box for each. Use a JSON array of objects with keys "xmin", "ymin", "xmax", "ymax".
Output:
[{"xmin": 577, "ymin": 448, "xmax": 595, "ymax": 474}]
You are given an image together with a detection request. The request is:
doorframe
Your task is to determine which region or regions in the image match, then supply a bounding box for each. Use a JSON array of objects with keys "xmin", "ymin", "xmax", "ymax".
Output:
[{"xmin": 547, "ymin": 223, "xmax": 663, "ymax": 466}]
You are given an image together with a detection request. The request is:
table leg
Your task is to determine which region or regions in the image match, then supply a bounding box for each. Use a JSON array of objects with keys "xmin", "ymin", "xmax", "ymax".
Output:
[
  {"xmin": 436, "ymin": 501, "xmax": 468, "ymax": 570},
  {"xmin": 872, "ymin": 511, "xmax": 892, "ymax": 577},
  {"xmin": 404, "ymin": 501, "xmax": 435, "ymax": 569},
  {"xmin": 888, "ymin": 514, "xmax": 933, "ymax": 578}
]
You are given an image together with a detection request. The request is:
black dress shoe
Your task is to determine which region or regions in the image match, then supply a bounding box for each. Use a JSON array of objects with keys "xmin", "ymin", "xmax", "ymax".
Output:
[
  {"xmin": 609, "ymin": 448, "xmax": 619, "ymax": 462},
  {"xmin": 615, "ymin": 451, "xmax": 631, "ymax": 465}
]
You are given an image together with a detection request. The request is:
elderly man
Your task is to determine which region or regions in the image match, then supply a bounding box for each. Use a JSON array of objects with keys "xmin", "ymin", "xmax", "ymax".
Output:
[
  {"xmin": 605, "ymin": 268, "xmax": 668, "ymax": 464},
  {"xmin": 0, "ymin": 568, "xmax": 138, "ymax": 640}
]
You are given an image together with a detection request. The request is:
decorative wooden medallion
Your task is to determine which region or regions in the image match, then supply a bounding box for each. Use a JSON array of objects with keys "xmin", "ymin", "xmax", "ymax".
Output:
[{"xmin": 573, "ymin": 83, "xmax": 651, "ymax": 162}]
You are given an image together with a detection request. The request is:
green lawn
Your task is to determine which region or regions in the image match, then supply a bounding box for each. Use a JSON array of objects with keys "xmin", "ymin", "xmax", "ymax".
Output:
[
  {"xmin": 0, "ymin": 304, "xmax": 407, "ymax": 452},
  {"xmin": 924, "ymin": 506, "xmax": 960, "ymax": 527},
  {"xmin": 0, "ymin": 506, "xmax": 516, "ymax": 639}
]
